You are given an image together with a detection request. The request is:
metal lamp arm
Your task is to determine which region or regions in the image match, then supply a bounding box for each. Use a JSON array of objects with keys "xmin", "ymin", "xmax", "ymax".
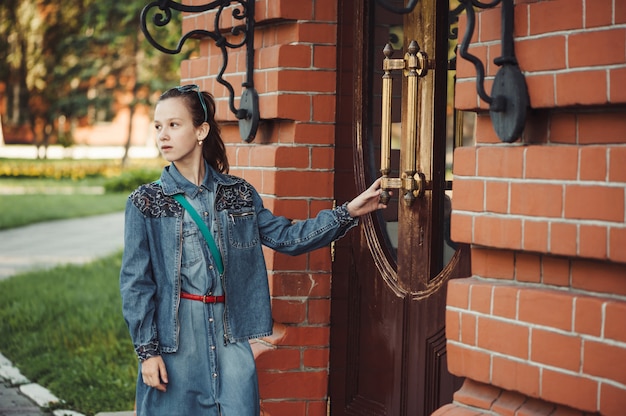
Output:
[{"xmin": 140, "ymin": 0, "xmax": 259, "ymax": 142}]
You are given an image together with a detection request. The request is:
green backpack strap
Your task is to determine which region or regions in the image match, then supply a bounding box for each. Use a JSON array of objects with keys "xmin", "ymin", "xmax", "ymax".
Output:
[{"xmin": 155, "ymin": 180, "xmax": 224, "ymax": 275}]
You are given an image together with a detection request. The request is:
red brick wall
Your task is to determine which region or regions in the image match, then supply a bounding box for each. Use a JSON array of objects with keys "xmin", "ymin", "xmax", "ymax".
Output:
[
  {"xmin": 447, "ymin": 1, "xmax": 626, "ymax": 415},
  {"xmin": 182, "ymin": 1, "xmax": 338, "ymax": 415}
]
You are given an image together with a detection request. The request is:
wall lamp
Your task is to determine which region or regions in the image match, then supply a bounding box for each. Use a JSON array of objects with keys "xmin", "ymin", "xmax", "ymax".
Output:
[
  {"xmin": 457, "ymin": 0, "xmax": 528, "ymax": 143},
  {"xmin": 376, "ymin": 0, "xmax": 528, "ymax": 143},
  {"xmin": 140, "ymin": 0, "xmax": 259, "ymax": 142}
]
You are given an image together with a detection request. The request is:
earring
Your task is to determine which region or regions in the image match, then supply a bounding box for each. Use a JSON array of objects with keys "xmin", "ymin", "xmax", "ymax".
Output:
[{"xmin": 198, "ymin": 140, "xmax": 203, "ymax": 146}]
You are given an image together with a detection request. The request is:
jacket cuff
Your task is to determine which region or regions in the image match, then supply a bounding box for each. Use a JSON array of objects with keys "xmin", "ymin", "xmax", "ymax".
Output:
[
  {"xmin": 136, "ymin": 339, "xmax": 160, "ymax": 362},
  {"xmin": 335, "ymin": 202, "xmax": 359, "ymax": 227}
]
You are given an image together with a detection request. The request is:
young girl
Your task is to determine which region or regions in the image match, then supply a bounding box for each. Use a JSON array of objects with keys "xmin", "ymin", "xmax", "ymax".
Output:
[{"xmin": 120, "ymin": 85, "xmax": 388, "ymax": 415}]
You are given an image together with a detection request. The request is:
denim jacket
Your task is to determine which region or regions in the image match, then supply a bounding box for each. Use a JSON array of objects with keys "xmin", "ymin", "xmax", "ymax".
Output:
[{"xmin": 120, "ymin": 163, "xmax": 358, "ymax": 360}]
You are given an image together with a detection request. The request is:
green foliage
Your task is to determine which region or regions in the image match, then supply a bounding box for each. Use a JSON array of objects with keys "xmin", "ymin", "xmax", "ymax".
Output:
[
  {"xmin": 103, "ymin": 168, "xmax": 161, "ymax": 193},
  {"xmin": 0, "ymin": 159, "xmax": 120, "ymax": 180},
  {"xmin": 0, "ymin": 157, "xmax": 165, "ymax": 180},
  {"xmin": 0, "ymin": 253, "xmax": 137, "ymax": 416}
]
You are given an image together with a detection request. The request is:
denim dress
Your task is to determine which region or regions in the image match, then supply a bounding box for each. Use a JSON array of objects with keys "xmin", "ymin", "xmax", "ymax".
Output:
[{"xmin": 135, "ymin": 168, "xmax": 259, "ymax": 416}]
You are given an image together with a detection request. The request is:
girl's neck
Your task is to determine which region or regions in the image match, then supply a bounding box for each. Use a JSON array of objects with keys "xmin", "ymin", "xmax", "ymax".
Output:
[{"xmin": 174, "ymin": 159, "xmax": 205, "ymax": 186}]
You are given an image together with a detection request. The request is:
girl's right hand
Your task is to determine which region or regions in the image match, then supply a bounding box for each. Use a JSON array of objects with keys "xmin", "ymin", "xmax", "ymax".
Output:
[
  {"xmin": 141, "ymin": 356, "xmax": 169, "ymax": 392},
  {"xmin": 346, "ymin": 177, "xmax": 389, "ymax": 217}
]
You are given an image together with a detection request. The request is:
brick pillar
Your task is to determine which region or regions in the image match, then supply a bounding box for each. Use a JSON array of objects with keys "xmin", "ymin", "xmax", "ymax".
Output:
[
  {"xmin": 182, "ymin": 1, "xmax": 339, "ymax": 415},
  {"xmin": 444, "ymin": 1, "xmax": 626, "ymax": 415}
]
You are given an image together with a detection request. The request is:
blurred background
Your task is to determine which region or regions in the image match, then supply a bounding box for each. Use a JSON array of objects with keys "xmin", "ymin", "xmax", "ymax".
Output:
[{"xmin": 0, "ymin": 0, "xmax": 196, "ymax": 164}]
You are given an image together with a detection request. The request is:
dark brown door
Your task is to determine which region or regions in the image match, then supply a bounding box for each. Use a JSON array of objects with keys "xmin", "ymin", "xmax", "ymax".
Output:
[{"xmin": 330, "ymin": 1, "xmax": 472, "ymax": 414}]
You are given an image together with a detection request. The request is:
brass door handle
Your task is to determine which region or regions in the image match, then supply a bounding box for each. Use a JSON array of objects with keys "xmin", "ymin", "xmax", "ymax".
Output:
[
  {"xmin": 380, "ymin": 173, "xmax": 427, "ymax": 205},
  {"xmin": 379, "ymin": 40, "xmax": 430, "ymax": 207}
]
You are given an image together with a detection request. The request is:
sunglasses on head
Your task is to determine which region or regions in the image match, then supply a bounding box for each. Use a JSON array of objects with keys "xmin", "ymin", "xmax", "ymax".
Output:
[{"xmin": 174, "ymin": 84, "xmax": 208, "ymax": 123}]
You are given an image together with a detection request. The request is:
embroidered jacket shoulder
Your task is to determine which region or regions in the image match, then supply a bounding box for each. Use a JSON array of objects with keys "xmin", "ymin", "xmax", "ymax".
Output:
[{"xmin": 130, "ymin": 182, "xmax": 182, "ymax": 218}]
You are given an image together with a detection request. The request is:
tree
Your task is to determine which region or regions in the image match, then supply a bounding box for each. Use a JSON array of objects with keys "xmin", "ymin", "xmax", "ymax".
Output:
[
  {"xmin": 0, "ymin": 0, "xmax": 191, "ymax": 161},
  {"xmin": 76, "ymin": 0, "xmax": 190, "ymax": 165},
  {"xmin": 0, "ymin": 0, "xmax": 39, "ymax": 146}
]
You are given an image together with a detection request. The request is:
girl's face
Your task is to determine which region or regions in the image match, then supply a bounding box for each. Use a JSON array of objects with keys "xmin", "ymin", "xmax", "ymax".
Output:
[{"xmin": 154, "ymin": 97, "xmax": 207, "ymax": 164}]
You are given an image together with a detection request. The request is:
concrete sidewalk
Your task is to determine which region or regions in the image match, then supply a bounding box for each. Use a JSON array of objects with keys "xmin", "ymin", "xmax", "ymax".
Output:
[
  {"xmin": 0, "ymin": 213, "xmax": 133, "ymax": 416},
  {"xmin": 0, "ymin": 212, "xmax": 125, "ymax": 280}
]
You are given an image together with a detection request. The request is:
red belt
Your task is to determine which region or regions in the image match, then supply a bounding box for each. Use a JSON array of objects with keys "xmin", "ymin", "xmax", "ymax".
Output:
[{"xmin": 180, "ymin": 292, "xmax": 225, "ymax": 303}]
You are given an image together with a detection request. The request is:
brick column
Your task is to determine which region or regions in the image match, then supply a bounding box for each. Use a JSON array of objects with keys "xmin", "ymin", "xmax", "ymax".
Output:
[
  {"xmin": 182, "ymin": 1, "xmax": 339, "ymax": 415},
  {"xmin": 445, "ymin": 1, "xmax": 626, "ymax": 415}
]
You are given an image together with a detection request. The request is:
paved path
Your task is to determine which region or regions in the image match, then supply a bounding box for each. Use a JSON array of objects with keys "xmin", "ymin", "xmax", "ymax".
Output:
[
  {"xmin": 0, "ymin": 213, "xmax": 125, "ymax": 280},
  {"xmin": 0, "ymin": 213, "xmax": 133, "ymax": 416}
]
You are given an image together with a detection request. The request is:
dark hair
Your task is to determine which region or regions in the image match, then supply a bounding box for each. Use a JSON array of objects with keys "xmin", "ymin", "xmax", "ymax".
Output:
[{"xmin": 159, "ymin": 86, "xmax": 229, "ymax": 173}]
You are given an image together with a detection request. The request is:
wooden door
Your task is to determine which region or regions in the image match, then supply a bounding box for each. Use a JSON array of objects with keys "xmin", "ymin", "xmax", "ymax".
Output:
[{"xmin": 330, "ymin": 1, "xmax": 472, "ymax": 414}]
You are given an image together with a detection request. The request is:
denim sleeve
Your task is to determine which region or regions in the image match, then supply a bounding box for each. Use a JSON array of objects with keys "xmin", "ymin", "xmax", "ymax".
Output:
[
  {"xmin": 253, "ymin": 189, "xmax": 359, "ymax": 256},
  {"xmin": 119, "ymin": 197, "xmax": 160, "ymax": 360}
]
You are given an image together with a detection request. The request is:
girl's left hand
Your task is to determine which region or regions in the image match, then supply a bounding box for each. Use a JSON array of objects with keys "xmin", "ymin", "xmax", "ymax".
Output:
[{"xmin": 346, "ymin": 178, "xmax": 390, "ymax": 217}]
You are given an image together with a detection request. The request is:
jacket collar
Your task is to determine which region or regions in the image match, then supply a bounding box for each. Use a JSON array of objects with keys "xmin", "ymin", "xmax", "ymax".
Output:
[{"xmin": 159, "ymin": 162, "xmax": 239, "ymax": 197}]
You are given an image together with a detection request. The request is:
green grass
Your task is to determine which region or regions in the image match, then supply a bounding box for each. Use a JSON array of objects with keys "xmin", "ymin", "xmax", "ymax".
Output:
[
  {"xmin": 0, "ymin": 253, "xmax": 137, "ymax": 416},
  {"xmin": 0, "ymin": 159, "xmax": 163, "ymax": 230},
  {"xmin": 0, "ymin": 161, "xmax": 167, "ymax": 414},
  {"xmin": 0, "ymin": 163, "xmax": 161, "ymax": 414},
  {"xmin": 0, "ymin": 192, "xmax": 128, "ymax": 230}
]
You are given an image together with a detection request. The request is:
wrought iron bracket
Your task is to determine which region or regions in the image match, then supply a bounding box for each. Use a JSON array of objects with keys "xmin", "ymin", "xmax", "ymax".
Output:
[
  {"xmin": 458, "ymin": 0, "xmax": 528, "ymax": 142},
  {"xmin": 140, "ymin": 0, "xmax": 259, "ymax": 142}
]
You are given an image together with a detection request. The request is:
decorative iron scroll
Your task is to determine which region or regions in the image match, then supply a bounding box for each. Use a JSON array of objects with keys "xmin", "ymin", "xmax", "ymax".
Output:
[{"xmin": 140, "ymin": 0, "xmax": 259, "ymax": 142}]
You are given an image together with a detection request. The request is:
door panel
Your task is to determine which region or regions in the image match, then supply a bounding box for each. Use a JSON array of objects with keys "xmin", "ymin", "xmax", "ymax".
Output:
[{"xmin": 330, "ymin": 1, "xmax": 472, "ymax": 414}]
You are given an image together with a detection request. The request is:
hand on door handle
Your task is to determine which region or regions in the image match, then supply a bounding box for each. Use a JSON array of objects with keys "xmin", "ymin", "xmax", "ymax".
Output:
[
  {"xmin": 380, "ymin": 172, "xmax": 425, "ymax": 206},
  {"xmin": 347, "ymin": 178, "xmax": 391, "ymax": 217}
]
